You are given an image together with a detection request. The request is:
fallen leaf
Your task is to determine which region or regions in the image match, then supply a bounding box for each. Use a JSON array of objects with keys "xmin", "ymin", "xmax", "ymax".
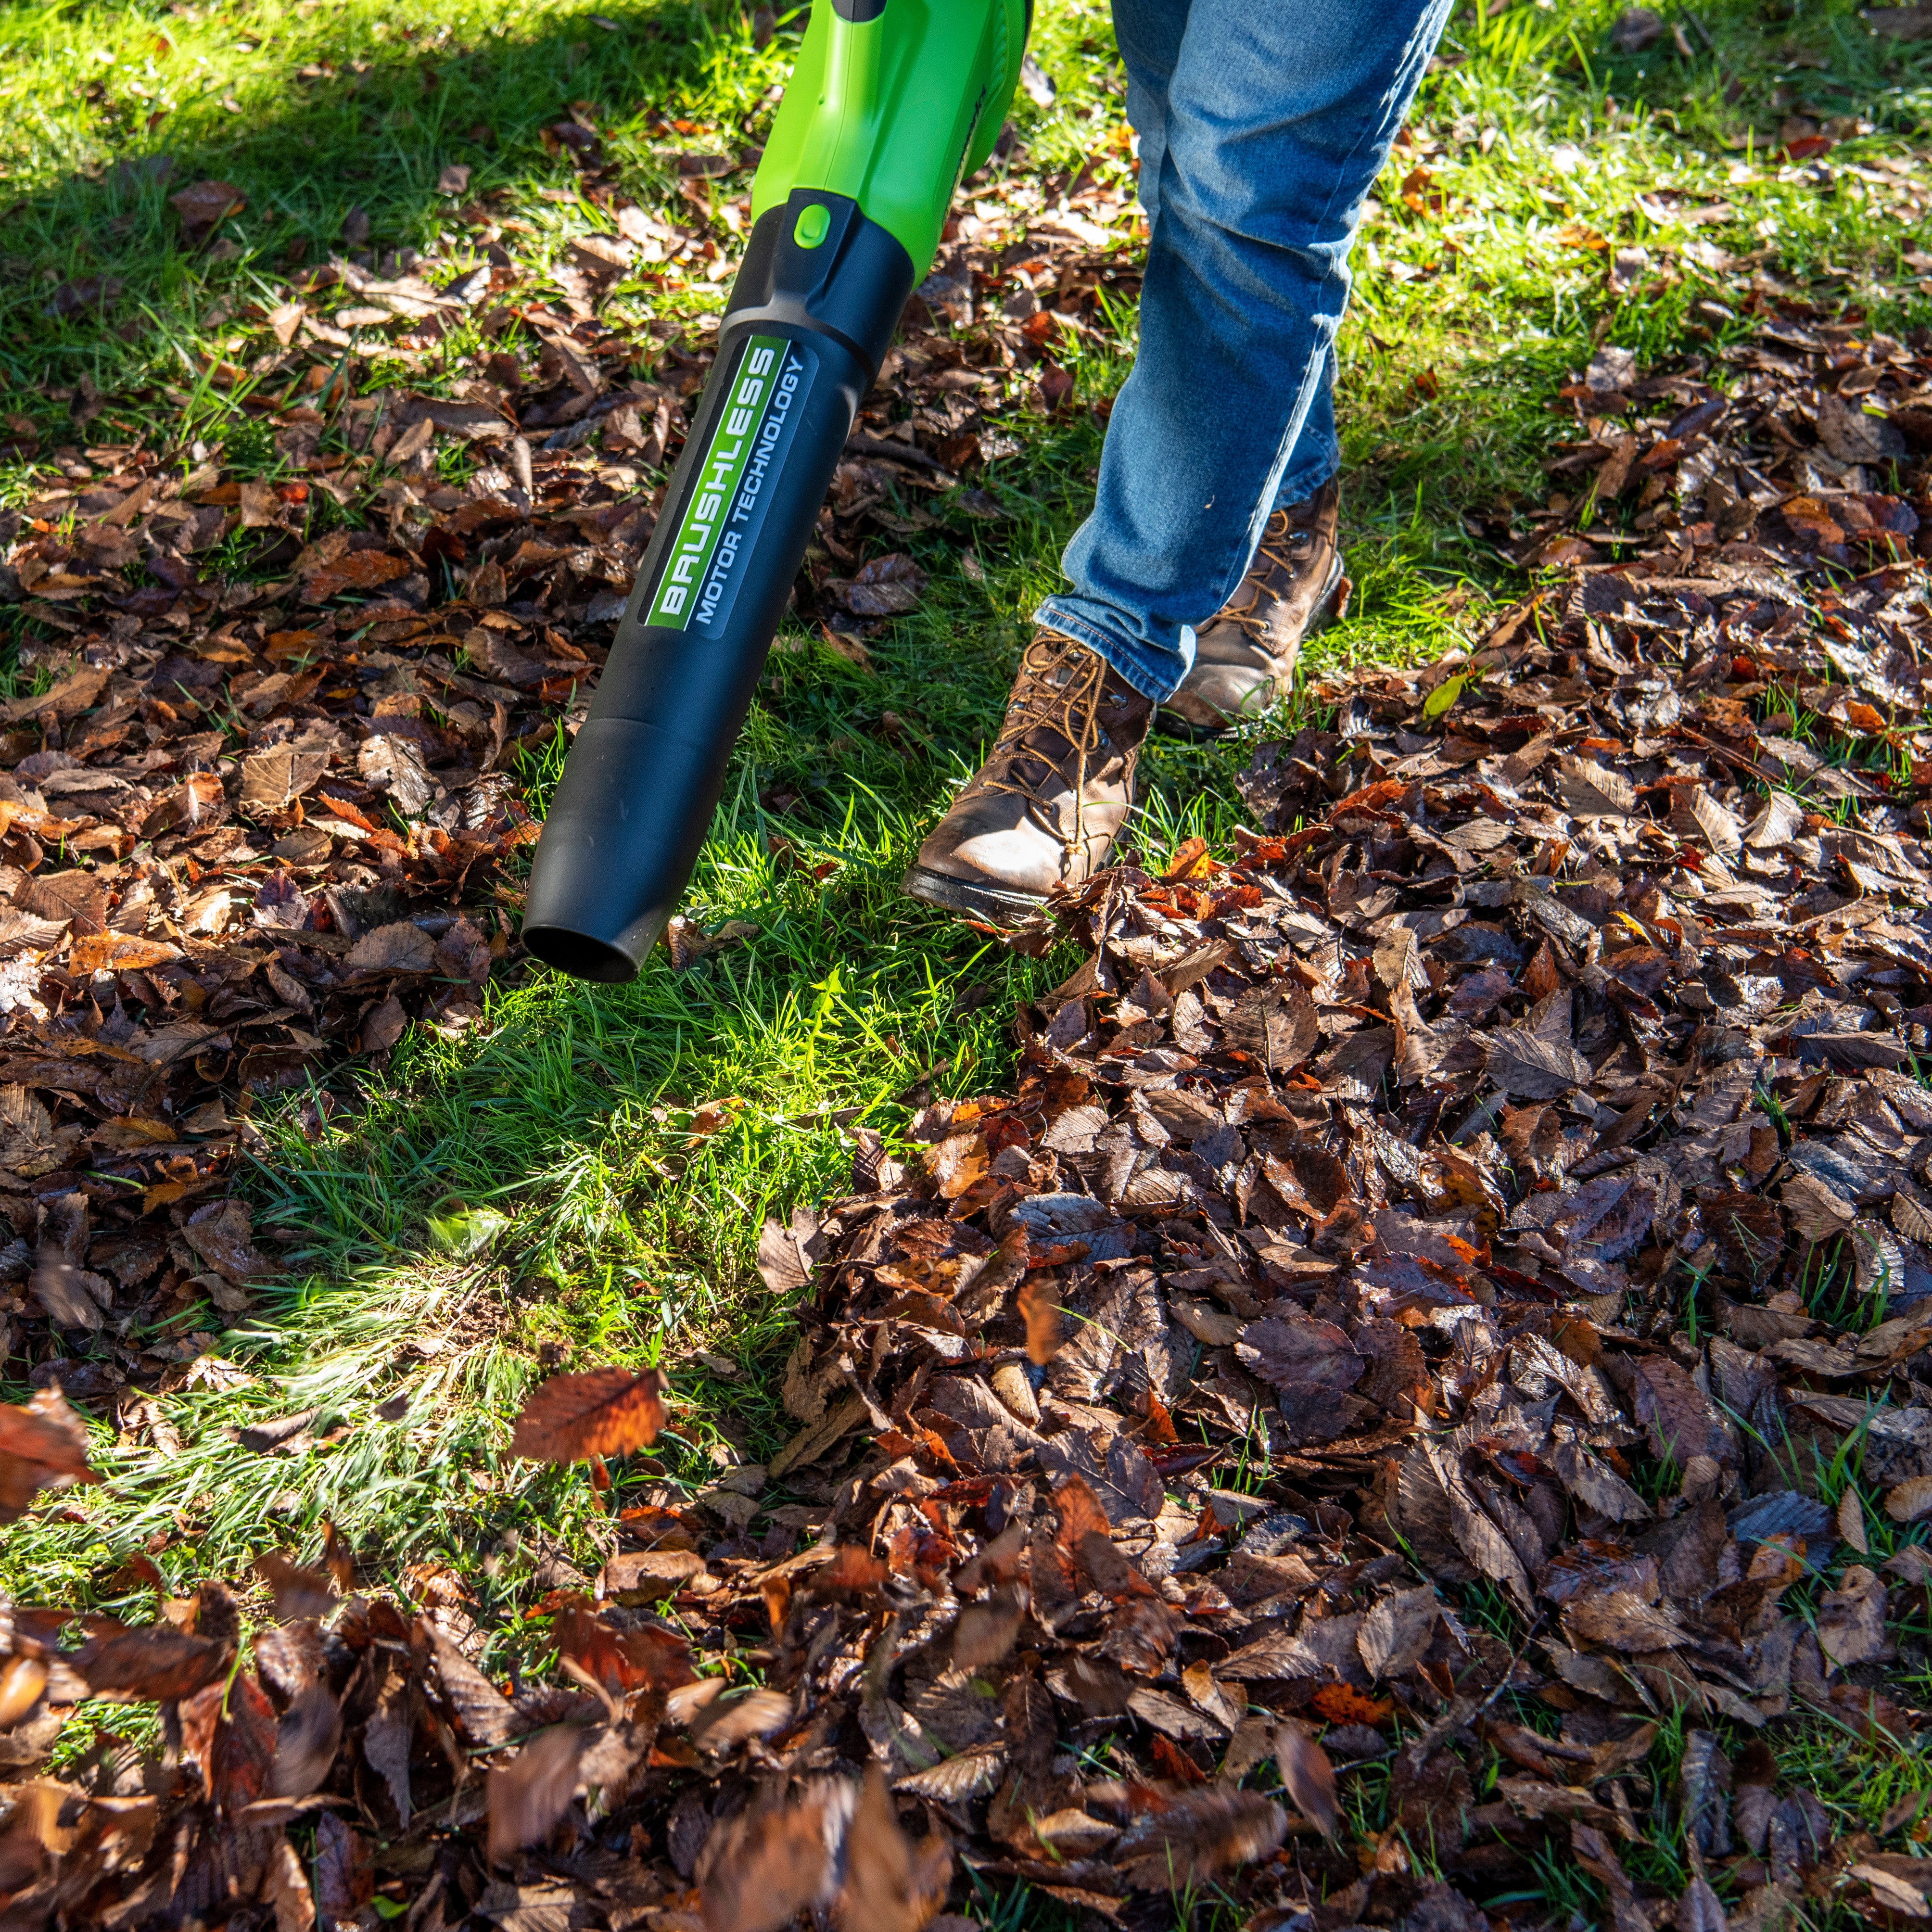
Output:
[
  {"xmin": 344, "ymin": 922, "xmax": 437, "ymax": 975},
  {"xmin": 169, "ymin": 179, "xmax": 244, "ymax": 235},
  {"xmin": 510, "ymin": 1367, "xmax": 668, "ymax": 1462},
  {"xmin": 1818, "ymin": 1563, "xmax": 1890, "ymax": 1669},
  {"xmin": 1274, "ymin": 1725, "xmax": 1339, "ymax": 1838},
  {"xmin": 487, "ymin": 1723, "xmax": 587, "ymax": 1864}
]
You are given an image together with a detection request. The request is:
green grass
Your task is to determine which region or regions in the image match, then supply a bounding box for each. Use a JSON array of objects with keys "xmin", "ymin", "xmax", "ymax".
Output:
[{"xmin": 7, "ymin": 0, "xmax": 1932, "ymax": 1919}]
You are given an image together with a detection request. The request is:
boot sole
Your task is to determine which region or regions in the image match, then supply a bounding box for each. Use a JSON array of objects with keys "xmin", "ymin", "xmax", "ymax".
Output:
[
  {"xmin": 1157, "ymin": 552, "xmax": 1347, "ymax": 741},
  {"xmin": 901, "ymin": 863, "xmax": 1056, "ymax": 922}
]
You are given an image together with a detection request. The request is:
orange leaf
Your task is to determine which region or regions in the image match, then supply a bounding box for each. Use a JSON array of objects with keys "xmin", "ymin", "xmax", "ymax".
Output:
[
  {"xmin": 1139, "ymin": 1386, "xmax": 1180, "ymax": 1448},
  {"xmin": 300, "ymin": 549, "xmax": 408, "ymax": 602},
  {"xmin": 0, "ymin": 1387, "xmax": 102, "ymax": 1524},
  {"xmin": 554, "ymin": 1595, "xmax": 694, "ymax": 1694},
  {"xmin": 1309, "ymin": 1682, "xmax": 1393, "ymax": 1726},
  {"xmin": 814, "ymin": 1544, "xmax": 888, "ymax": 1597},
  {"xmin": 509, "ymin": 1367, "xmax": 667, "ymax": 1463},
  {"xmin": 68, "ymin": 933, "xmax": 182, "ymax": 976},
  {"xmin": 1018, "ymin": 1273, "xmax": 1063, "ymax": 1365},
  {"xmin": 1161, "ymin": 836, "xmax": 1213, "ymax": 882},
  {"xmin": 320, "ymin": 1520, "xmax": 356, "ymax": 1593}
]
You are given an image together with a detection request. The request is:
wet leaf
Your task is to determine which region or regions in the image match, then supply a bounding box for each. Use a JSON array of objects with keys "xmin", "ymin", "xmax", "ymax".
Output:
[{"xmin": 426, "ymin": 1204, "xmax": 510, "ymax": 1257}]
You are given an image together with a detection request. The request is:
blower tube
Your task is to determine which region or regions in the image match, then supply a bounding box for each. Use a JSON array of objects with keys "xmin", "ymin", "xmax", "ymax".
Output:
[{"xmin": 521, "ymin": 190, "xmax": 915, "ymax": 981}]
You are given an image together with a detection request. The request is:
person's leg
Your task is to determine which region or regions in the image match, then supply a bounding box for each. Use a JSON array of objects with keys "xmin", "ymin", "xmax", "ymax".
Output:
[
  {"xmin": 902, "ymin": 0, "xmax": 1451, "ymax": 918},
  {"xmin": 1111, "ymin": 0, "xmax": 1187, "ymax": 235},
  {"xmin": 1037, "ymin": 0, "xmax": 1453, "ymax": 702},
  {"xmin": 1170, "ymin": 351, "xmax": 1343, "ymax": 730},
  {"xmin": 1275, "ymin": 348, "xmax": 1339, "ymax": 508}
]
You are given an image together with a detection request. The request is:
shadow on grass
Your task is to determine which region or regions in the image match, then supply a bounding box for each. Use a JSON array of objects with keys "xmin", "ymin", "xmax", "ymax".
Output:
[{"xmin": 0, "ymin": 0, "xmax": 770, "ymax": 412}]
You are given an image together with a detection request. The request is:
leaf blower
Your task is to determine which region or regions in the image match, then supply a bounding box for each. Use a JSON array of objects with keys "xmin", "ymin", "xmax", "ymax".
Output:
[{"xmin": 521, "ymin": 0, "xmax": 1031, "ymax": 981}]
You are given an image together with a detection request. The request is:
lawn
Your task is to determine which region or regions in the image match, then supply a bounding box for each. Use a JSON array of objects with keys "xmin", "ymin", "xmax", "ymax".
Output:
[{"xmin": 4, "ymin": 0, "xmax": 1932, "ymax": 1916}]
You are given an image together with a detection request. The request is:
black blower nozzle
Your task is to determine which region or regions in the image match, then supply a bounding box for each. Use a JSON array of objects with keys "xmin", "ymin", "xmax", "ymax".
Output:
[{"xmin": 521, "ymin": 191, "xmax": 914, "ymax": 982}]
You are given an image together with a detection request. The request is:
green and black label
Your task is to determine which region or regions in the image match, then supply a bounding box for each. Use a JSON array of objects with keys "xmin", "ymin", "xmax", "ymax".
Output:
[{"xmin": 647, "ymin": 332, "xmax": 811, "ymax": 635}]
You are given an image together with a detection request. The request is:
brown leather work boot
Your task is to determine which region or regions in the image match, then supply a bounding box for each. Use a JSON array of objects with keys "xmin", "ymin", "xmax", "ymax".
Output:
[
  {"xmin": 902, "ymin": 630, "xmax": 1154, "ymax": 920},
  {"xmin": 1163, "ymin": 478, "xmax": 1347, "ymax": 733}
]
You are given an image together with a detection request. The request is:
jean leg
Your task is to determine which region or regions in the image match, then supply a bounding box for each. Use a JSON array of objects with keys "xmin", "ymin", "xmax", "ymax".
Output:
[
  {"xmin": 1038, "ymin": 0, "xmax": 1452, "ymax": 699},
  {"xmin": 1276, "ymin": 346, "xmax": 1339, "ymax": 507},
  {"xmin": 1111, "ymin": 0, "xmax": 1188, "ymax": 231}
]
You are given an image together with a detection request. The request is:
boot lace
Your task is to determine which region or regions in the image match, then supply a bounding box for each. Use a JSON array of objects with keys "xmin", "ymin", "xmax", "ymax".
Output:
[
  {"xmin": 1213, "ymin": 508, "xmax": 1314, "ymax": 644},
  {"xmin": 980, "ymin": 630, "xmax": 1115, "ymax": 861}
]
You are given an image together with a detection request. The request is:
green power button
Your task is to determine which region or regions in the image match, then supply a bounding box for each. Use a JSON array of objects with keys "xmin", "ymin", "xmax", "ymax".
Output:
[{"xmin": 793, "ymin": 203, "xmax": 831, "ymax": 249}]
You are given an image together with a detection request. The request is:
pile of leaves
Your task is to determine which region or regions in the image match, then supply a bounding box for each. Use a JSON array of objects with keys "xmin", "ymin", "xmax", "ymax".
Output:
[{"xmin": 1506, "ymin": 298, "xmax": 1932, "ymax": 575}]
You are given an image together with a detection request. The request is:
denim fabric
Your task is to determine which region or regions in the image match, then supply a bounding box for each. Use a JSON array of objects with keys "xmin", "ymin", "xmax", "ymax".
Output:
[{"xmin": 1035, "ymin": 0, "xmax": 1454, "ymax": 700}]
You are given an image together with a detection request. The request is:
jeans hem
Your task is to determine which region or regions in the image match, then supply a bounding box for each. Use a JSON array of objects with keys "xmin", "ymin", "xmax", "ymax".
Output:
[
  {"xmin": 1034, "ymin": 599, "xmax": 1189, "ymax": 703},
  {"xmin": 1277, "ymin": 454, "xmax": 1342, "ymax": 508}
]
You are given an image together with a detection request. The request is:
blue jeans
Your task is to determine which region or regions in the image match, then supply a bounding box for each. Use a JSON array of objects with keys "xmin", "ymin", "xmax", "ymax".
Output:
[{"xmin": 1035, "ymin": 0, "xmax": 1454, "ymax": 701}]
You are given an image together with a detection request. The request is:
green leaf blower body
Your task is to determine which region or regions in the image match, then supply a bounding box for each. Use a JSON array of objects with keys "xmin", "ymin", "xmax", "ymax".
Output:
[{"xmin": 521, "ymin": 0, "xmax": 1029, "ymax": 981}]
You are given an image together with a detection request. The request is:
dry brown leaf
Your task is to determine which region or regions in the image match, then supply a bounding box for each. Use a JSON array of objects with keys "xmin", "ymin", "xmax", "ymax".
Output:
[
  {"xmin": 836, "ymin": 1766, "xmax": 952, "ymax": 1932},
  {"xmin": 343, "ymin": 921, "xmax": 438, "ymax": 975},
  {"xmin": 271, "ymin": 1683, "xmax": 343, "ymax": 1799},
  {"xmin": 690, "ymin": 1687, "xmax": 793, "ymax": 1754},
  {"xmin": 253, "ymin": 1551, "xmax": 338, "ymax": 1622},
  {"xmin": 78, "ymin": 1625, "xmax": 229, "ymax": 1702},
  {"xmin": 486, "ymin": 1724, "xmax": 588, "ymax": 1865},
  {"xmin": 1115, "ymin": 1787, "xmax": 1288, "ymax": 1889},
  {"xmin": 1274, "ymin": 1724, "xmax": 1339, "ymax": 1838},
  {"xmin": 1817, "ymin": 1564, "xmax": 1890, "ymax": 1669},
  {"xmin": 510, "ymin": 1367, "xmax": 667, "ymax": 1462},
  {"xmin": 952, "ymin": 1585, "xmax": 1026, "ymax": 1670},
  {"xmin": 0, "ymin": 1387, "xmax": 101, "ymax": 1524},
  {"xmin": 699, "ymin": 1784, "xmax": 845, "ymax": 1932}
]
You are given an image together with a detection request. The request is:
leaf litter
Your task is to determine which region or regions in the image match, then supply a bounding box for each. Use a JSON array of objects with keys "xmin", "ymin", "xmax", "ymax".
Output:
[{"xmin": 5, "ymin": 118, "xmax": 1932, "ymax": 1932}]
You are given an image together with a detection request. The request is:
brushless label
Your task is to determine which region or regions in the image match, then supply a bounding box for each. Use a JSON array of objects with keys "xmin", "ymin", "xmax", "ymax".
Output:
[{"xmin": 648, "ymin": 332, "xmax": 812, "ymax": 635}]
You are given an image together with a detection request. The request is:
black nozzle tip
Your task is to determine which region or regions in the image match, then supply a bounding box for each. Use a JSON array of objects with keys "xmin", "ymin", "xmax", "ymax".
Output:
[{"xmin": 521, "ymin": 924, "xmax": 642, "ymax": 984}]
